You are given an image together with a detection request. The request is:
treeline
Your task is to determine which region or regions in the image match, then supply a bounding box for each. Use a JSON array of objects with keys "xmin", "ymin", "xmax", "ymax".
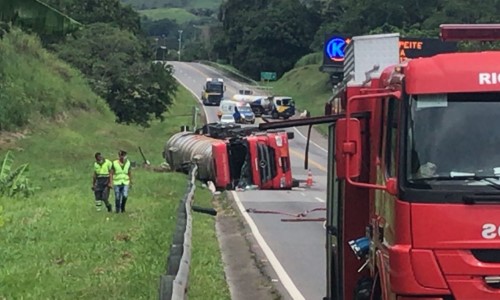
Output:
[{"xmin": 206, "ymin": 0, "xmax": 500, "ymax": 80}]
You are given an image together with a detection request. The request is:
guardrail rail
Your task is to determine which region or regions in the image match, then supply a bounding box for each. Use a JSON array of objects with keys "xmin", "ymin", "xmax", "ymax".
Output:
[{"xmin": 159, "ymin": 164, "xmax": 198, "ymax": 300}]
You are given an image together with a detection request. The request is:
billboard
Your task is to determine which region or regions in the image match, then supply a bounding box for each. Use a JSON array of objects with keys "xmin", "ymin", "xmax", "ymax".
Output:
[{"xmin": 321, "ymin": 34, "xmax": 458, "ymax": 72}]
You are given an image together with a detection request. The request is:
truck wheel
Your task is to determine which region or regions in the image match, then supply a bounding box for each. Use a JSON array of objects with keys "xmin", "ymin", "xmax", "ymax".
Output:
[
  {"xmin": 272, "ymin": 112, "xmax": 279, "ymax": 119},
  {"xmin": 284, "ymin": 116, "xmax": 290, "ymax": 120}
]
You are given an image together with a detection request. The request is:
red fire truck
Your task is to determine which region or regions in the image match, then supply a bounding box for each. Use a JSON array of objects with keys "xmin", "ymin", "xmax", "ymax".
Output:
[
  {"xmin": 164, "ymin": 123, "xmax": 294, "ymax": 190},
  {"xmin": 259, "ymin": 24, "xmax": 500, "ymax": 300}
]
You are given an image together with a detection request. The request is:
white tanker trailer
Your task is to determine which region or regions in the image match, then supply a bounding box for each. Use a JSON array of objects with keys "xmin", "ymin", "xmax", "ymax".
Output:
[{"xmin": 164, "ymin": 131, "xmax": 218, "ymax": 182}]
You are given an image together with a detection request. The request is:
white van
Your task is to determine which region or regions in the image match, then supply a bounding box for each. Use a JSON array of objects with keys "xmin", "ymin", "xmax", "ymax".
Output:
[
  {"xmin": 219, "ymin": 99, "xmax": 239, "ymax": 115},
  {"xmin": 218, "ymin": 100, "xmax": 255, "ymax": 124}
]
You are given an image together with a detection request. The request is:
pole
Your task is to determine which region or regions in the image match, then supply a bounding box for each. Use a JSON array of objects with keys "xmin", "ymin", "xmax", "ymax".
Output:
[{"xmin": 178, "ymin": 30, "xmax": 183, "ymax": 61}]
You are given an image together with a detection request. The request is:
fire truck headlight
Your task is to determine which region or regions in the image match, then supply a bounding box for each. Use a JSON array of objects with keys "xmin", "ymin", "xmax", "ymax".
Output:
[{"xmin": 348, "ymin": 237, "xmax": 370, "ymax": 260}]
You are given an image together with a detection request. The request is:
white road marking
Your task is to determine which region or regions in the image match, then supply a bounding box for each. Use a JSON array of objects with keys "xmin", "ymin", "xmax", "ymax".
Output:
[
  {"xmin": 232, "ymin": 191, "xmax": 305, "ymax": 300},
  {"xmin": 171, "ymin": 62, "xmax": 306, "ymax": 300},
  {"xmin": 315, "ymin": 197, "xmax": 325, "ymax": 203},
  {"xmin": 293, "ymin": 127, "xmax": 328, "ymax": 153}
]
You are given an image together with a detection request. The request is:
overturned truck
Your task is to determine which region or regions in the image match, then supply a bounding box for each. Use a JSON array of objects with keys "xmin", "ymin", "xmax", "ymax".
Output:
[{"xmin": 164, "ymin": 123, "xmax": 296, "ymax": 190}]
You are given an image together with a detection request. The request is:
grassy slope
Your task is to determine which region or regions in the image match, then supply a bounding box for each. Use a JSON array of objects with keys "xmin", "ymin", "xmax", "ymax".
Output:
[
  {"xmin": 0, "ymin": 29, "xmax": 229, "ymax": 300},
  {"xmin": 0, "ymin": 28, "xmax": 108, "ymax": 131},
  {"xmin": 269, "ymin": 63, "xmax": 332, "ymax": 135},
  {"xmin": 123, "ymin": 0, "xmax": 221, "ymax": 10},
  {"xmin": 139, "ymin": 7, "xmax": 199, "ymax": 23}
]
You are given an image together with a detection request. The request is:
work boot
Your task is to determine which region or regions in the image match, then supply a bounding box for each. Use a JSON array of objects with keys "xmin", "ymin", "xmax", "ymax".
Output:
[{"xmin": 121, "ymin": 197, "xmax": 127, "ymax": 213}]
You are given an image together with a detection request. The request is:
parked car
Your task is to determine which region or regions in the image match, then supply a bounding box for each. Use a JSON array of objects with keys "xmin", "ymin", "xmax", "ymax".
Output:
[{"xmin": 220, "ymin": 114, "xmax": 236, "ymax": 124}]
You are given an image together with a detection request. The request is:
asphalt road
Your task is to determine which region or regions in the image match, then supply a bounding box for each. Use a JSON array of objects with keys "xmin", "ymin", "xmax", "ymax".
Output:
[{"xmin": 169, "ymin": 61, "xmax": 329, "ymax": 300}]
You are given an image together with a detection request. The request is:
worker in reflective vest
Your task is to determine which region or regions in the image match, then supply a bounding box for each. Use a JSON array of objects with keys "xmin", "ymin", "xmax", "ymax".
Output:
[
  {"xmin": 110, "ymin": 150, "xmax": 132, "ymax": 213},
  {"xmin": 92, "ymin": 152, "xmax": 113, "ymax": 212}
]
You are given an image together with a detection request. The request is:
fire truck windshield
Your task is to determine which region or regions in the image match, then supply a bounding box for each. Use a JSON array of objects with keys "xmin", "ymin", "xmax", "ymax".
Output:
[{"xmin": 406, "ymin": 92, "xmax": 500, "ymax": 189}]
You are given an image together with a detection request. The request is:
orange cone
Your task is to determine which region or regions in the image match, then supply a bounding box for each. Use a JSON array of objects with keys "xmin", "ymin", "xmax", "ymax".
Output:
[{"xmin": 306, "ymin": 169, "xmax": 313, "ymax": 187}]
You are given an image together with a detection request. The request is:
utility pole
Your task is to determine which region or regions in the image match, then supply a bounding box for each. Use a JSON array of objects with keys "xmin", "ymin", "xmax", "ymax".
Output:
[{"xmin": 178, "ymin": 30, "xmax": 183, "ymax": 61}]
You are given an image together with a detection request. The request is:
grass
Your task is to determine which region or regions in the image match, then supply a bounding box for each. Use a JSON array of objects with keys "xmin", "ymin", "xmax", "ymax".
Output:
[
  {"xmin": 0, "ymin": 85, "xmax": 230, "ymax": 299},
  {"xmin": 0, "ymin": 28, "xmax": 107, "ymax": 131},
  {"xmin": 139, "ymin": 7, "xmax": 199, "ymax": 23},
  {"xmin": 123, "ymin": 0, "xmax": 221, "ymax": 10}
]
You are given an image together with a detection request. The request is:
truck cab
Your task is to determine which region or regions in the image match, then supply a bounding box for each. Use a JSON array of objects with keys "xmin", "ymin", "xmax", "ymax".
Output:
[
  {"xmin": 201, "ymin": 77, "xmax": 226, "ymax": 106},
  {"xmin": 271, "ymin": 96, "xmax": 295, "ymax": 120},
  {"xmin": 327, "ymin": 26, "xmax": 500, "ymax": 300}
]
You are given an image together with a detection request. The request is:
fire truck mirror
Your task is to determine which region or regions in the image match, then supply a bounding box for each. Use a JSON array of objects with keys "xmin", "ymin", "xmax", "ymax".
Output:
[{"xmin": 335, "ymin": 118, "xmax": 361, "ymax": 179}]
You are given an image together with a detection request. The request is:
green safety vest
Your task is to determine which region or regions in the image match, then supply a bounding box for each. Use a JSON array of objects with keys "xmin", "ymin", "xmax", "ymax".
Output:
[
  {"xmin": 112, "ymin": 160, "xmax": 131, "ymax": 185},
  {"xmin": 94, "ymin": 159, "xmax": 112, "ymax": 177}
]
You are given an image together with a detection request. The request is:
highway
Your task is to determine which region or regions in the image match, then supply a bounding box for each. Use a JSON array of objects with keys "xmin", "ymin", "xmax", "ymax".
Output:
[{"xmin": 169, "ymin": 61, "xmax": 329, "ymax": 300}]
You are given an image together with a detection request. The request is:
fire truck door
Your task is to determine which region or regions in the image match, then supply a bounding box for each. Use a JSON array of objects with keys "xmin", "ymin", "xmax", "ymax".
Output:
[{"xmin": 326, "ymin": 122, "xmax": 343, "ymax": 300}]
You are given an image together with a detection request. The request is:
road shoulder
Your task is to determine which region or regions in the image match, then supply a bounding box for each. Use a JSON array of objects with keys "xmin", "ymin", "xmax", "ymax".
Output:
[{"xmin": 214, "ymin": 191, "xmax": 290, "ymax": 300}]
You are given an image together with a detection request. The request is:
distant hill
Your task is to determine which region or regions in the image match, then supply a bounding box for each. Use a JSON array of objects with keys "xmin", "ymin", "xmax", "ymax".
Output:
[{"xmin": 121, "ymin": 0, "xmax": 221, "ymax": 10}]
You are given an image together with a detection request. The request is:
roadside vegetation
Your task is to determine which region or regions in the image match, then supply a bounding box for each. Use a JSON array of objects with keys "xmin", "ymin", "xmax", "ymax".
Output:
[{"xmin": 0, "ymin": 24, "xmax": 229, "ymax": 299}]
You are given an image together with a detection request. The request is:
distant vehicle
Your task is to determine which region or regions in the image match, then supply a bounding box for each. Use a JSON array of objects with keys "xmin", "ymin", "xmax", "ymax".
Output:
[
  {"xmin": 201, "ymin": 78, "xmax": 226, "ymax": 106},
  {"xmin": 233, "ymin": 93, "xmax": 295, "ymax": 119},
  {"xmin": 220, "ymin": 114, "xmax": 236, "ymax": 124},
  {"xmin": 237, "ymin": 104, "xmax": 256, "ymax": 124},
  {"xmin": 218, "ymin": 100, "xmax": 255, "ymax": 124}
]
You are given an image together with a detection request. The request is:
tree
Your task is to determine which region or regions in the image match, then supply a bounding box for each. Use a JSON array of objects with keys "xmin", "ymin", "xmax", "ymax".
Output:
[
  {"xmin": 55, "ymin": 23, "xmax": 178, "ymax": 126},
  {"xmin": 216, "ymin": 0, "xmax": 319, "ymax": 79}
]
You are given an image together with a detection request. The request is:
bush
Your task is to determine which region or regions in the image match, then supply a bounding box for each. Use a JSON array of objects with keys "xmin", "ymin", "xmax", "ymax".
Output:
[{"xmin": 294, "ymin": 52, "xmax": 322, "ymax": 68}]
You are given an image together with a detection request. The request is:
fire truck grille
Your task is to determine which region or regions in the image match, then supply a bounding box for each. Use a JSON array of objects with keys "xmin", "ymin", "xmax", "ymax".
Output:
[{"xmin": 471, "ymin": 249, "xmax": 500, "ymax": 263}]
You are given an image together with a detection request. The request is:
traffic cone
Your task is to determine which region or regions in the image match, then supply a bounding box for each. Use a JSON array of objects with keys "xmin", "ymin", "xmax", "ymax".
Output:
[{"xmin": 306, "ymin": 169, "xmax": 313, "ymax": 187}]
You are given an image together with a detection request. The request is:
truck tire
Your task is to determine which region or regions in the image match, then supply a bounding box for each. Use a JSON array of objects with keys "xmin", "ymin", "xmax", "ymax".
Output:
[{"xmin": 272, "ymin": 111, "xmax": 279, "ymax": 119}]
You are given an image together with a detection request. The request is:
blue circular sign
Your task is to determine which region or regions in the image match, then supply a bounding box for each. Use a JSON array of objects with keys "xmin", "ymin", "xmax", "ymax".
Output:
[{"xmin": 325, "ymin": 37, "xmax": 347, "ymax": 62}]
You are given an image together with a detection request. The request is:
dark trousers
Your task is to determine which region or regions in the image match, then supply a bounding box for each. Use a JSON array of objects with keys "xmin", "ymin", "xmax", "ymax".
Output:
[{"xmin": 95, "ymin": 177, "xmax": 112, "ymax": 211}]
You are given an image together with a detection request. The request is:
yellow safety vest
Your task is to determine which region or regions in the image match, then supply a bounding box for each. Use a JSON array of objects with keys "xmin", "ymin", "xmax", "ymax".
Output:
[
  {"xmin": 112, "ymin": 160, "xmax": 131, "ymax": 185},
  {"xmin": 94, "ymin": 159, "xmax": 112, "ymax": 177}
]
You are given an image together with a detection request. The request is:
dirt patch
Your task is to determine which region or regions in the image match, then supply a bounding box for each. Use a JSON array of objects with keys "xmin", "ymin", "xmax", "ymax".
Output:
[
  {"xmin": 0, "ymin": 130, "xmax": 29, "ymax": 150},
  {"xmin": 214, "ymin": 192, "xmax": 287, "ymax": 300}
]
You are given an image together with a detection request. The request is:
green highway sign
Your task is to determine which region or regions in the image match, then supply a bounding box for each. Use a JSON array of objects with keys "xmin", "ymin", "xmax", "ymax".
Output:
[{"xmin": 260, "ymin": 72, "xmax": 277, "ymax": 81}]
